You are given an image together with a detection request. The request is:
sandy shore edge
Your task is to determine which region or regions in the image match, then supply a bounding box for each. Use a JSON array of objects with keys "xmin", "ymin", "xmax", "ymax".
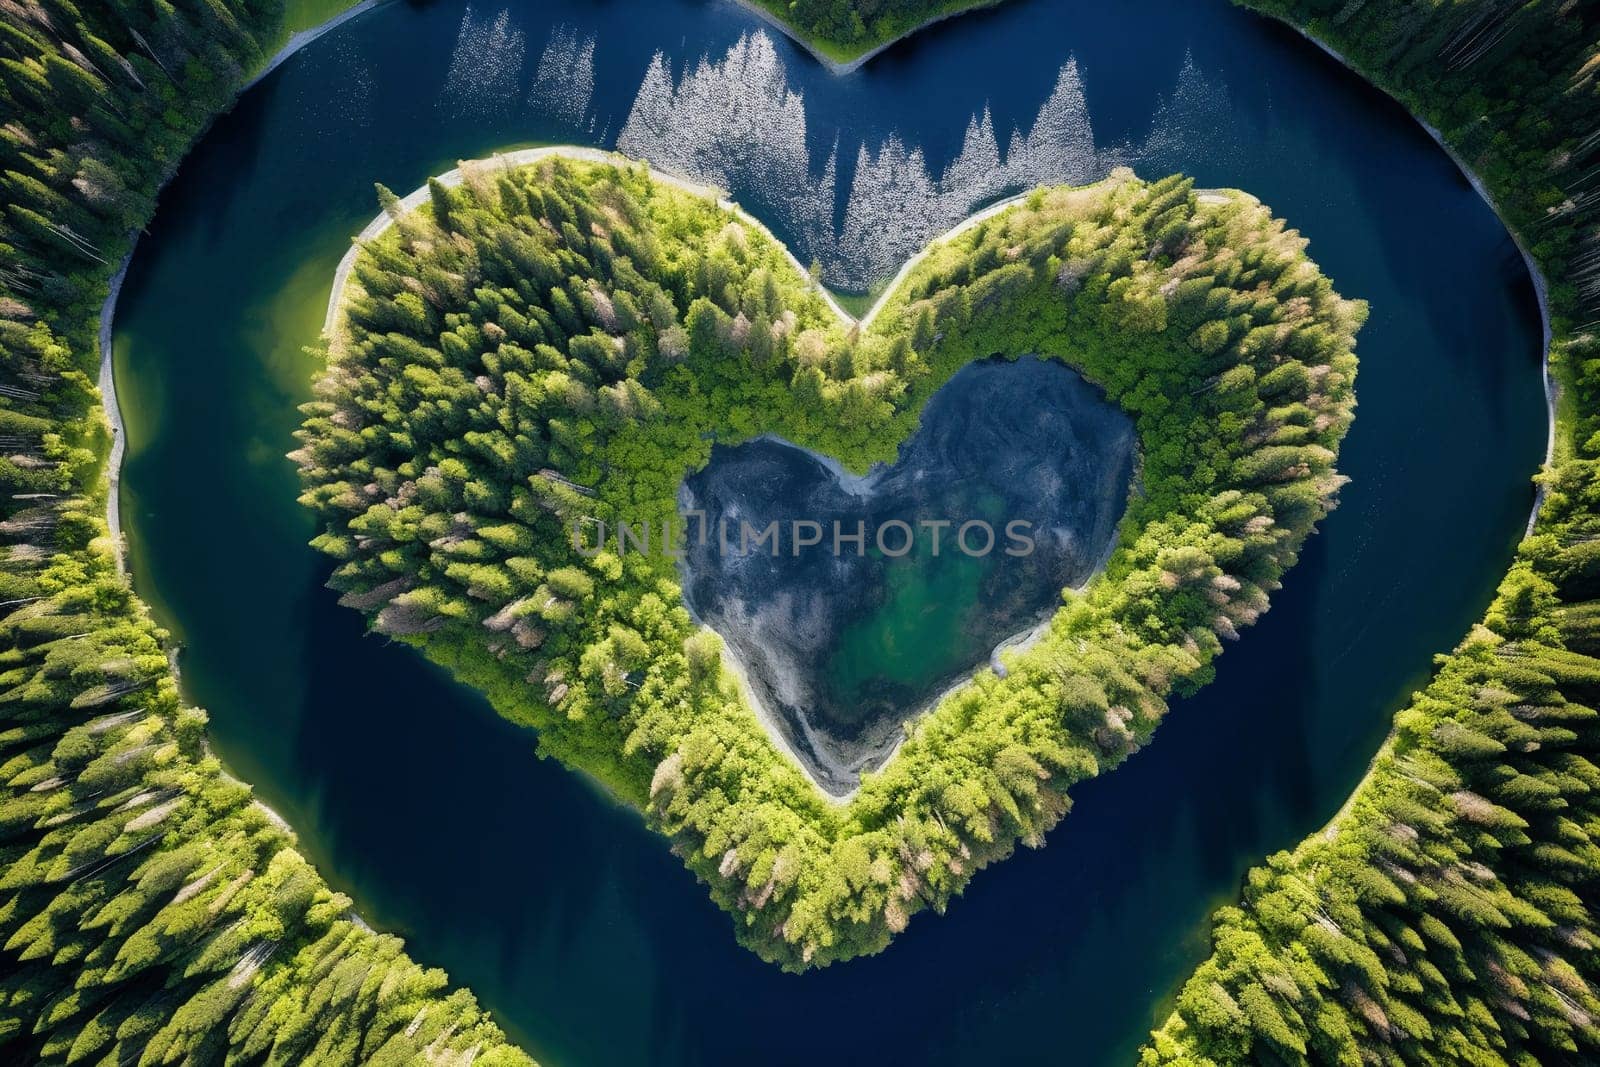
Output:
[{"xmin": 97, "ymin": 253, "xmax": 131, "ymax": 571}]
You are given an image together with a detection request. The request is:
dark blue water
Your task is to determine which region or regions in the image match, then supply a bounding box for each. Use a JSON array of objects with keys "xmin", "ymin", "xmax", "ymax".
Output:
[{"xmin": 113, "ymin": 0, "xmax": 1545, "ymax": 1062}]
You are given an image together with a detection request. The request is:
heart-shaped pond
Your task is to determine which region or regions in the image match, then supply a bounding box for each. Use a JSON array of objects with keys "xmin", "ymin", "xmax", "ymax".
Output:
[{"xmin": 679, "ymin": 356, "xmax": 1136, "ymax": 793}]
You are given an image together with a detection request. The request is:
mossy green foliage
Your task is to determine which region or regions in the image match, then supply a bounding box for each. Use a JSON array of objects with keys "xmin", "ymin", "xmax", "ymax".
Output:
[
  {"xmin": 745, "ymin": 0, "xmax": 999, "ymax": 61},
  {"xmin": 1147, "ymin": 2, "xmax": 1600, "ymax": 1063},
  {"xmin": 0, "ymin": 0, "xmax": 529, "ymax": 1061},
  {"xmin": 1145, "ymin": 559, "xmax": 1600, "ymax": 1065},
  {"xmin": 296, "ymin": 156, "xmax": 1362, "ymax": 969},
  {"xmin": 0, "ymin": 554, "xmax": 528, "ymax": 1065}
]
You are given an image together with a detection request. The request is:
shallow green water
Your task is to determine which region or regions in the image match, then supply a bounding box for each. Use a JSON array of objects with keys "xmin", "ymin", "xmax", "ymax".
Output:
[
  {"xmin": 830, "ymin": 548, "xmax": 986, "ymax": 696},
  {"xmin": 113, "ymin": 0, "xmax": 1547, "ymax": 1062}
]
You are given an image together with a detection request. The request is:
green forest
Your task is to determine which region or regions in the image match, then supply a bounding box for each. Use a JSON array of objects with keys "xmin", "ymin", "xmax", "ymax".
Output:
[
  {"xmin": 296, "ymin": 154, "xmax": 1360, "ymax": 969},
  {"xmin": 0, "ymin": 0, "xmax": 1596, "ymax": 1059},
  {"xmin": 744, "ymin": 0, "xmax": 999, "ymax": 61},
  {"xmin": 0, "ymin": 0, "xmax": 530, "ymax": 1060},
  {"xmin": 1143, "ymin": 0, "xmax": 1600, "ymax": 1063}
]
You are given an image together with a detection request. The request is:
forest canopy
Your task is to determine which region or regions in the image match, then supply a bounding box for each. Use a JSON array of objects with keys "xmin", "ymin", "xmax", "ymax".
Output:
[
  {"xmin": 745, "ymin": 0, "xmax": 1000, "ymax": 61},
  {"xmin": 9, "ymin": 0, "xmax": 1593, "ymax": 1056},
  {"xmin": 296, "ymin": 151, "xmax": 1362, "ymax": 969},
  {"xmin": 0, "ymin": 0, "xmax": 531, "ymax": 1060},
  {"xmin": 1144, "ymin": 0, "xmax": 1600, "ymax": 1063}
]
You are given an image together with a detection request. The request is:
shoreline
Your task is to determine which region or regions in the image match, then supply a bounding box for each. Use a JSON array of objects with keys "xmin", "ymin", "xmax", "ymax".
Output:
[
  {"xmin": 96, "ymin": 0, "xmax": 391, "ymax": 570},
  {"xmin": 244, "ymin": 0, "xmax": 388, "ymax": 93},
  {"xmin": 97, "ymin": 252, "xmax": 132, "ymax": 572},
  {"xmin": 725, "ymin": 0, "xmax": 1000, "ymax": 76},
  {"xmin": 1314, "ymin": 733, "xmax": 1394, "ymax": 841},
  {"xmin": 91, "ymin": 0, "xmax": 392, "ymax": 923},
  {"xmin": 1285, "ymin": 25, "xmax": 1556, "ymax": 537},
  {"xmin": 326, "ymin": 146, "xmax": 1132, "ymax": 339}
]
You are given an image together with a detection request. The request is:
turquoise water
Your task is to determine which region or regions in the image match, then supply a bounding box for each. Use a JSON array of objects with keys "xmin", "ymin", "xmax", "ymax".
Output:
[
  {"xmin": 830, "ymin": 543, "xmax": 988, "ymax": 695},
  {"xmin": 114, "ymin": 0, "xmax": 1545, "ymax": 1062}
]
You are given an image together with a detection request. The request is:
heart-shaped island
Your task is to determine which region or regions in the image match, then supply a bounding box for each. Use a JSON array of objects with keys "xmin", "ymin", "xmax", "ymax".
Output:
[{"xmin": 296, "ymin": 148, "xmax": 1361, "ymax": 968}]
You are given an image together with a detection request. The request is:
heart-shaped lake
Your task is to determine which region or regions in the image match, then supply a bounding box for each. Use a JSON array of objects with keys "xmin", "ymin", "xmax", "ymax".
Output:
[{"xmin": 679, "ymin": 355, "xmax": 1136, "ymax": 793}]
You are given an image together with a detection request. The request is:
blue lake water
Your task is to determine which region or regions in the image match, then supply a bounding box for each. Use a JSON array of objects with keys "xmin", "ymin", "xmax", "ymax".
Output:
[{"xmin": 114, "ymin": 0, "xmax": 1545, "ymax": 1062}]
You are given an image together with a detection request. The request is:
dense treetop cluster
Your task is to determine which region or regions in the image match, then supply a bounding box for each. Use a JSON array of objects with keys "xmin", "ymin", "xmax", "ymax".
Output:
[
  {"xmin": 1146, "ymin": 557, "xmax": 1600, "ymax": 1064},
  {"xmin": 748, "ymin": 0, "xmax": 999, "ymax": 59},
  {"xmin": 0, "ymin": 0, "xmax": 530, "ymax": 1060},
  {"xmin": 1144, "ymin": 1, "xmax": 1600, "ymax": 1063},
  {"xmin": 296, "ymin": 154, "xmax": 1360, "ymax": 969}
]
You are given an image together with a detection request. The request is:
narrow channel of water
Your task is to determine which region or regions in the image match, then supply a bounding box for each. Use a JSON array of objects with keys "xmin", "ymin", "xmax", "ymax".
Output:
[{"xmin": 114, "ymin": 0, "xmax": 1545, "ymax": 1062}]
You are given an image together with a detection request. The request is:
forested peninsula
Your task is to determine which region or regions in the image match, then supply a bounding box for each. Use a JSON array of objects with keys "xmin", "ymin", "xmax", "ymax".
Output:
[
  {"xmin": 297, "ymin": 152, "xmax": 1360, "ymax": 969},
  {"xmin": 1144, "ymin": 1, "xmax": 1600, "ymax": 1063}
]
